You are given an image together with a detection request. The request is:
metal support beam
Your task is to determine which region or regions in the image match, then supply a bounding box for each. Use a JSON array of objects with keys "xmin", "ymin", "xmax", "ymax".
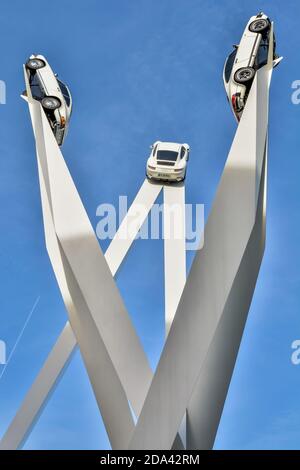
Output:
[
  {"xmin": 163, "ymin": 184, "xmax": 187, "ymax": 448},
  {"xmin": 0, "ymin": 322, "xmax": 76, "ymax": 450},
  {"xmin": 163, "ymin": 184, "xmax": 186, "ymax": 336},
  {"xmin": 186, "ymin": 153, "xmax": 267, "ymax": 449},
  {"xmin": 185, "ymin": 29, "xmax": 274, "ymax": 449},
  {"xmin": 1, "ymin": 71, "xmax": 154, "ymax": 450},
  {"xmin": 0, "ymin": 175, "xmax": 161, "ymax": 450},
  {"xmin": 128, "ymin": 58, "xmax": 272, "ymax": 449}
]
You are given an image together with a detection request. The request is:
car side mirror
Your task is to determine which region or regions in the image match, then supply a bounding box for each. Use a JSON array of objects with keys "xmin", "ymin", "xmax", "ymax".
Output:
[{"xmin": 150, "ymin": 145, "xmax": 154, "ymax": 149}]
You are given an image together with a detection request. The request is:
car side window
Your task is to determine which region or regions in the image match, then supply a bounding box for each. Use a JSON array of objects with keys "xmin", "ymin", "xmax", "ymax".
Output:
[
  {"xmin": 257, "ymin": 38, "xmax": 269, "ymax": 69},
  {"xmin": 30, "ymin": 73, "xmax": 45, "ymax": 100},
  {"xmin": 224, "ymin": 49, "xmax": 237, "ymax": 83},
  {"xmin": 153, "ymin": 144, "xmax": 158, "ymax": 156},
  {"xmin": 180, "ymin": 147, "xmax": 186, "ymax": 159},
  {"xmin": 58, "ymin": 79, "xmax": 71, "ymax": 106}
]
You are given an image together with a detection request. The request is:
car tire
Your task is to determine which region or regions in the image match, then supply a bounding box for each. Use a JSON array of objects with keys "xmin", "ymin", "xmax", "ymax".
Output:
[
  {"xmin": 234, "ymin": 67, "xmax": 255, "ymax": 84},
  {"xmin": 249, "ymin": 18, "xmax": 269, "ymax": 33},
  {"xmin": 42, "ymin": 96, "xmax": 61, "ymax": 110},
  {"xmin": 26, "ymin": 58, "xmax": 46, "ymax": 70}
]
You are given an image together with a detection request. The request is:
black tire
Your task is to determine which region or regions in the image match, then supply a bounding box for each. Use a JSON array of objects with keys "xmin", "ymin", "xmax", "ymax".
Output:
[
  {"xmin": 26, "ymin": 58, "xmax": 46, "ymax": 70},
  {"xmin": 42, "ymin": 96, "xmax": 61, "ymax": 110},
  {"xmin": 234, "ymin": 67, "xmax": 255, "ymax": 84},
  {"xmin": 249, "ymin": 18, "xmax": 269, "ymax": 33}
]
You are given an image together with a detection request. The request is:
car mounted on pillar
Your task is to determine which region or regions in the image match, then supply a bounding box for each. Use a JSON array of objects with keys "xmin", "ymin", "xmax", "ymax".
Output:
[
  {"xmin": 23, "ymin": 54, "xmax": 72, "ymax": 146},
  {"xmin": 223, "ymin": 12, "xmax": 282, "ymax": 122},
  {"xmin": 146, "ymin": 141, "xmax": 190, "ymax": 183}
]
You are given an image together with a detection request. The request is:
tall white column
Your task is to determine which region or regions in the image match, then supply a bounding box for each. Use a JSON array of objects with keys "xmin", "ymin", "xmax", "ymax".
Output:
[{"xmin": 128, "ymin": 58, "xmax": 272, "ymax": 449}]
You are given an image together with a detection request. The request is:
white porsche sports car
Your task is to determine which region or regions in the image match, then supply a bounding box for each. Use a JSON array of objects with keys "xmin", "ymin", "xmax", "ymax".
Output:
[
  {"xmin": 223, "ymin": 12, "xmax": 282, "ymax": 122},
  {"xmin": 24, "ymin": 54, "xmax": 72, "ymax": 146},
  {"xmin": 146, "ymin": 141, "xmax": 190, "ymax": 183}
]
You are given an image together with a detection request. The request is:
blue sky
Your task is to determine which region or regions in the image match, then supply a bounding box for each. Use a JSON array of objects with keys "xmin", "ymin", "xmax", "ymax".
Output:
[{"xmin": 0, "ymin": 0, "xmax": 299, "ymax": 450}]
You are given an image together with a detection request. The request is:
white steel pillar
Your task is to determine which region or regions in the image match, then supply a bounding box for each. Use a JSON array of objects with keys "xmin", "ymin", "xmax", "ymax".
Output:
[
  {"xmin": 128, "ymin": 52, "xmax": 273, "ymax": 449},
  {"xmin": 163, "ymin": 184, "xmax": 186, "ymax": 336}
]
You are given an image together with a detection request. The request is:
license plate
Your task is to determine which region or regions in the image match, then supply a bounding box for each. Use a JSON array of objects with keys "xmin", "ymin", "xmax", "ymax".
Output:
[{"xmin": 158, "ymin": 173, "xmax": 169, "ymax": 178}]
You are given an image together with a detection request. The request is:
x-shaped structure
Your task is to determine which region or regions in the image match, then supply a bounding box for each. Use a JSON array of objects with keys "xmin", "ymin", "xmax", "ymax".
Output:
[{"xmin": 0, "ymin": 24, "xmax": 275, "ymax": 450}]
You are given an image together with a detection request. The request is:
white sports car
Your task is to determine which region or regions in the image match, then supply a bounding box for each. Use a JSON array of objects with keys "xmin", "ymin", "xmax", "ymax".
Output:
[
  {"xmin": 146, "ymin": 141, "xmax": 190, "ymax": 183},
  {"xmin": 24, "ymin": 54, "xmax": 72, "ymax": 145},
  {"xmin": 223, "ymin": 12, "xmax": 282, "ymax": 122}
]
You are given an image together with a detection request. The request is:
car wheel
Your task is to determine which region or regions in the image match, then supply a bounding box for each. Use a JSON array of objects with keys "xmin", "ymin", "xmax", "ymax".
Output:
[
  {"xmin": 249, "ymin": 18, "xmax": 269, "ymax": 33},
  {"xmin": 42, "ymin": 96, "xmax": 61, "ymax": 110},
  {"xmin": 26, "ymin": 58, "xmax": 46, "ymax": 70},
  {"xmin": 234, "ymin": 67, "xmax": 255, "ymax": 84}
]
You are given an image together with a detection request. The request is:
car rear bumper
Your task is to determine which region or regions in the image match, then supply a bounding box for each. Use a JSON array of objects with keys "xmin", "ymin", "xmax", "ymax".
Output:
[{"xmin": 146, "ymin": 168, "xmax": 185, "ymax": 182}]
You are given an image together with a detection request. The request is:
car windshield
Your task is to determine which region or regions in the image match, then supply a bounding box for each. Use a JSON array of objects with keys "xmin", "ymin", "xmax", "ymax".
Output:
[
  {"xmin": 57, "ymin": 79, "xmax": 71, "ymax": 106},
  {"xmin": 156, "ymin": 150, "xmax": 178, "ymax": 161}
]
